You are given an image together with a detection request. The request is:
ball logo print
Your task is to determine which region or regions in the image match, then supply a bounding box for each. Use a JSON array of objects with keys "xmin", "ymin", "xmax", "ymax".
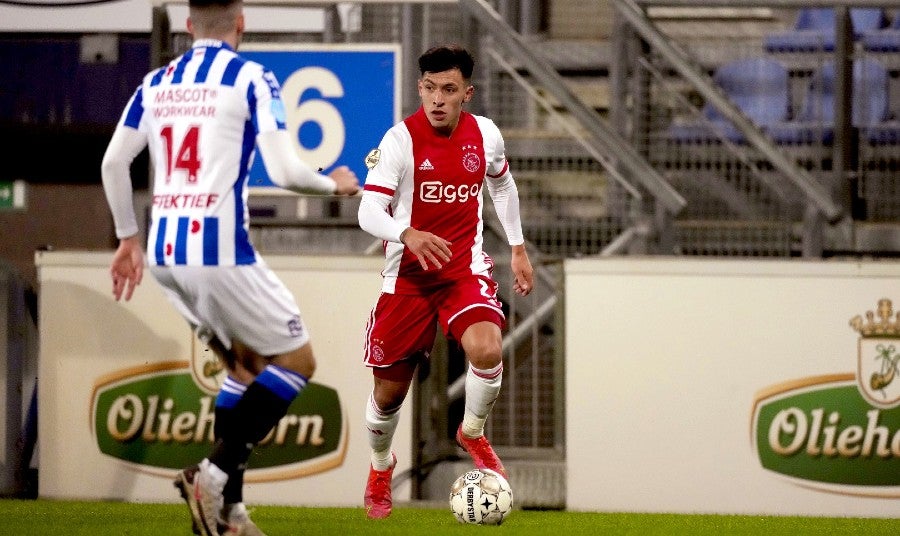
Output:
[{"xmin": 449, "ymin": 468, "xmax": 513, "ymax": 525}]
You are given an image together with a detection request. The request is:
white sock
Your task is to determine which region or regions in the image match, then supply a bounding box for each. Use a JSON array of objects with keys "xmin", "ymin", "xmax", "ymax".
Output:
[
  {"xmin": 200, "ymin": 458, "xmax": 228, "ymax": 491},
  {"xmin": 462, "ymin": 362, "xmax": 503, "ymax": 438},
  {"xmin": 222, "ymin": 502, "xmax": 249, "ymax": 523},
  {"xmin": 365, "ymin": 392, "xmax": 400, "ymax": 470}
]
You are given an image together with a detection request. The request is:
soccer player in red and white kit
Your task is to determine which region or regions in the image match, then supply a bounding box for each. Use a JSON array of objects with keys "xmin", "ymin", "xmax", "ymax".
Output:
[
  {"xmin": 357, "ymin": 44, "xmax": 534, "ymax": 519},
  {"xmin": 100, "ymin": 0, "xmax": 358, "ymax": 534}
]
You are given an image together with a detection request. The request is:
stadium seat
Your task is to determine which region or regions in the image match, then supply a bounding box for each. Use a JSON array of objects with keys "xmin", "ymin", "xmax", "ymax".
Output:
[
  {"xmin": 667, "ymin": 57, "xmax": 790, "ymax": 144},
  {"xmin": 863, "ymin": 121, "xmax": 900, "ymax": 145},
  {"xmin": 769, "ymin": 58, "xmax": 890, "ymax": 145},
  {"xmin": 763, "ymin": 8, "xmax": 888, "ymax": 52},
  {"xmin": 861, "ymin": 10, "xmax": 900, "ymax": 52}
]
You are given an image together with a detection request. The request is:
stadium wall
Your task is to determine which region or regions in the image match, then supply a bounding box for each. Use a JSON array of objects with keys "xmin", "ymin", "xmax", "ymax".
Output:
[
  {"xmin": 35, "ymin": 252, "xmax": 900, "ymax": 515},
  {"xmin": 566, "ymin": 257, "xmax": 900, "ymax": 517}
]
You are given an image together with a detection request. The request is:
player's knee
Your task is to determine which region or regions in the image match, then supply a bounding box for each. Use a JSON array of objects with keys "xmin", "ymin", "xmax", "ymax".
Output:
[
  {"xmin": 465, "ymin": 340, "xmax": 502, "ymax": 370},
  {"xmin": 295, "ymin": 353, "xmax": 316, "ymax": 379},
  {"xmin": 372, "ymin": 383, "xmax": 409, "ymax": 413},
  {"xmin": 272, "ymin": 344, "xmax": 316, "ymax": 379}
]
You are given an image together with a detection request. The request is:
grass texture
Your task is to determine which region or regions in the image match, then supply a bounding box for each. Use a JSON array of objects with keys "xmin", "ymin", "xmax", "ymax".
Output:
[{"xmin": 0, "ymin": 499, "xmax": 898, "ymax": 535}]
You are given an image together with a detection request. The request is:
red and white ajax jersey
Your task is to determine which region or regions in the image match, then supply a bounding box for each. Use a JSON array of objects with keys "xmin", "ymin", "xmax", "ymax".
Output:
[{"xmin": 363, "ymin": 108, "xmax": 511, "ymax": 294}]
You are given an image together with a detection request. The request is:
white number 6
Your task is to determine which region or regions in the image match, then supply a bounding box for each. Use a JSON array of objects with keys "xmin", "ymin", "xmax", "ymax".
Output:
[{"xmin": 280, "ymin": 66, "xmax": 346, "ymax": 170}]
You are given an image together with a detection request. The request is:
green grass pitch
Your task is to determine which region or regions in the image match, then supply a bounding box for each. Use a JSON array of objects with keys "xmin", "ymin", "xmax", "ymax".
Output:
[{"xmin": 0, "ymin": 499, "xmax": 897, "ymax": 535}]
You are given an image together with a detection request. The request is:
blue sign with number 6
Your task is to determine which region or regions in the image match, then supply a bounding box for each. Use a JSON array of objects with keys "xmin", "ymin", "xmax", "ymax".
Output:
[{"xmin": 241, "ymin": 45, "xmax": 400, "ymax": 189}]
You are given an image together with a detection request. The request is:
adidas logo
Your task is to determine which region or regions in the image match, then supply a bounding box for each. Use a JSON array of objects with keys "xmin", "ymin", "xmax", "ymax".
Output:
[{"xmin": 418, "ymin": 159, "xmax": 434, "ymax": 171}]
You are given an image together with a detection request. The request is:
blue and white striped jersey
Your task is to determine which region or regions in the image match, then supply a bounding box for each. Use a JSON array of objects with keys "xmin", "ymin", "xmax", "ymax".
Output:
[{"xmin": 118, "ymin": 39, "xmax": 285, "ymax": 266}]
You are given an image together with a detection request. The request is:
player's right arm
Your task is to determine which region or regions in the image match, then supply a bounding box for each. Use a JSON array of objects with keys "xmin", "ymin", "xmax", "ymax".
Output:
[
  {"xmin": 357, "ymin": 127, "xmax": 451, "ymax": 270},
  {"xmin": 101, "ymin": 119, "xmax": 148, "ymax": 301}
]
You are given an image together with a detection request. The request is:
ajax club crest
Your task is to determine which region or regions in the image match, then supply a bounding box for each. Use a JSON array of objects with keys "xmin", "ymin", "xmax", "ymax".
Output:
[
  {"xmin": 851, "ymin": 298, "xmax": 900, "ymax": 409},
  {"xmin": 461, "ymin": 144, "xmax": 481, "ymax": 173}
]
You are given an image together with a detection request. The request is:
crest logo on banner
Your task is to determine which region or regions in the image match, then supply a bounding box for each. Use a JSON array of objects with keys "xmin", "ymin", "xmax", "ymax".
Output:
[{"xmin": 851, "ymin": 299, "xmax": 900, "ymax": 409}]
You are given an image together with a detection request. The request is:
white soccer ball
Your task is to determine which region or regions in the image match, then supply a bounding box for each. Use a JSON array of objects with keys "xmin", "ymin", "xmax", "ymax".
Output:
[{"xmin": 449, "ymin": 468, "xmax": 513, "ymax": 525}]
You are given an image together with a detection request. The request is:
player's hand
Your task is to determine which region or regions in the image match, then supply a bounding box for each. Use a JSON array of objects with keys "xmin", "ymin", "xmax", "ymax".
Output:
[
  {"xmin": 511, "ymin": 244, "xmax": 533, "ymax": 296},
  {"xmin": 330, "ymin": 166, "xmax": 361, "ymax": 196},
  {"xmin": 400, "ymin": 227, "xmax": 452, "ymax": 271},
  {"xmin": 110, "ymin": 236, "xmax": 145, "ymax": 302}
]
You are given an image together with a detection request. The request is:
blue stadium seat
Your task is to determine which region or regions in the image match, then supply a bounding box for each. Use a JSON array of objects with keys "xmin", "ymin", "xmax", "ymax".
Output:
[
  {"xmin": 861, "ymin": 10, "xmax": 900, "ymax": 52},
  {"xmin": 863, "ymin": 122, "xmax": 900, "ymax": 145},
  {"xmin": 764, "ymin": 8, "xmax": 888, "ymax": 52},
  {"xmin": 769, "ymin": 58, "xmax": 890, "ymax": 145},
  {"xmin": 667, "ymin": 57, "xmax": 790, "ymax": 144}
]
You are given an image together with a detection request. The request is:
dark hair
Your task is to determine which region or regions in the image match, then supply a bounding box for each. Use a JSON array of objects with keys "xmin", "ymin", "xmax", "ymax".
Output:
[
  {"xmin": 189, "ymin": 0, "xmax": 238, "ymax": 7},
  {"xmin": 418, "ymin": 44, "xmax": 475, "ymax": 79}
]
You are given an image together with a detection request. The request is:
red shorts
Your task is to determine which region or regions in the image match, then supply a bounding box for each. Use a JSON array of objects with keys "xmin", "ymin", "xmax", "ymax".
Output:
[{"xmin": 363, "ymin": 274, "xmax": 505, "ymax": 381}]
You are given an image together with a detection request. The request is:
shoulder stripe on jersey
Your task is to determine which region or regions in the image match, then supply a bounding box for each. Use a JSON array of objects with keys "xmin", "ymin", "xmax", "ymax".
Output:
[
  {"xmin": 364, "ymin": 184, "xmax": 395, "ymax": 197},
  {"xmin": 175, "ymin": 217, "xmax": 189, "ymax": 264},
  {"xmin": 221, "ymin": 57, "xmax": 244, "ymax": 87},
  {"xmin": 171, "ymin": 49, "xmax": 194, "ymax": 85},
  {"xmin": 487, "ymin": 160, "xmax": 509, "ymax": 179},
  {"xmin": 194, "ymin": 47, "xmax": 220, "ymax": 84},
  {"xmin": 203, "ymin": 217, "xmax": 219, "ymax": 266},
  {"xmin": 149, "ymin": 66, "xmax": 166, "ymax": 87},
  {"xmin": 154, "ymin": 217, "xmax": 167, "ymax": 265},
  {"xmin": 123, "ymin": 87, "xmax": 144, "ymax": 129}
]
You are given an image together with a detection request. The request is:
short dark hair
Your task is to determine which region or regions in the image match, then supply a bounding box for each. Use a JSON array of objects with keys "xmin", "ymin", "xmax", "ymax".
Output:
[
  {"xmin": 418, "ymin": 44, "xmax": 475, "ymax": 80},
  {"xmin": 189, "ymin": 0, "xmax": 238, "ymax": 8}
]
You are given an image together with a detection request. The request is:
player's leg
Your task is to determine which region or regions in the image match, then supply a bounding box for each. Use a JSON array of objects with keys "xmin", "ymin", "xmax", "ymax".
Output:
[
  {"xmin": 362, "ymin": 293, "xmax": 434, "ymax": 519},
  {"xmin": 183, "ymin": 264, "xmax": 313, "ymax": 535},
  {"xmin": 368, "ymin": 370, "xmax": 412, "ymax": 470},
  {"xmin": 203, "ymin": 263, "xmax": 316, "ymax": 479},
  {"xmin": 364, "ymin": 367, "xmax": 414, "ymax": 519},
  {"xmin": 181, "ymin": 336, "xmax": 268, "ymax": 536},
  {"xmin": 211, "ymin": 338, "xmax": 265, "ymax": 534},
  {"xmin": 197, "ymin": 339, "xmax": 308, "ymax": 536},
  {"xmin": 442, "ymin": 276, "xmax": 508, "ymax": 478},
  {"xmin": 454, "ymin": 321, "xmax": 508, "ymax": 478},
  {"xmin": 207, "ymin": 340, "xmax": 313, "ymax": 486},
  {"xmin": 150, "ymin": 268, "xmax": 230, "ymax": 536},
  {"xmin": 458, "ymin": 321, "xmax": 504, "ymax": 437}
]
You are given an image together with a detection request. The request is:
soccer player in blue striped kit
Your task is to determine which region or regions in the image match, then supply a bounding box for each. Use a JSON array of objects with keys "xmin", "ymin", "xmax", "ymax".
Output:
[{"xmin": 100, "ymin": 0, "xmax": 359, "ymax": 533}]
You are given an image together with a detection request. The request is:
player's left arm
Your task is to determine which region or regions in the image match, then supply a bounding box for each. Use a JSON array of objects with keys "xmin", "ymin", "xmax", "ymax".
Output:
[
  {"xmin": 484, "ymin": 126, "xmax": 533, "ymax": 296},
  {"xmin": 252, "ymin": 67, "xmax": 359, "ymax": 196}
]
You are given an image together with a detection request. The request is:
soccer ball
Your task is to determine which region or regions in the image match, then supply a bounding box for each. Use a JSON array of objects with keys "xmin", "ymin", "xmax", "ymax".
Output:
[{"xmin": 449, "ymin": 468, "xmax": 513, "ymax": 525}]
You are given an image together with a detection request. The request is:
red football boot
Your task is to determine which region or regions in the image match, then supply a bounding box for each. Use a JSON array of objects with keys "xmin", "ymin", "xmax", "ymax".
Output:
[
  {"xmin": 456, "ymin": 424, "xmax": 508, "ymax": 480},
  {"xmin": 364, "ymin": 453, "xmax": 396, "ymax": 520}
]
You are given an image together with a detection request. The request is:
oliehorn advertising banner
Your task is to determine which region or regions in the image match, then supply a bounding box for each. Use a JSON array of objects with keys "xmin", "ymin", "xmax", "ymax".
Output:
[
  {"xmin": 565, "ymin": 258, "xmax": 900, "ymax": 517},
  {"xmin": 752, "ymin": 299, "xmax": 900, "ymax": 497}
]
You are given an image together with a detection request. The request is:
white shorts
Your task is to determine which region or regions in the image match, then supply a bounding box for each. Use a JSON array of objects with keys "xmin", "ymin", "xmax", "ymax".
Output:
[{"xmin": 149, "ymin": 264, "xmax": 310, "ymax": 356}]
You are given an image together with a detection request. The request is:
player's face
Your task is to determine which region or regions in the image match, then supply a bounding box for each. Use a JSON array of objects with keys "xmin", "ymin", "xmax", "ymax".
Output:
[{"xmin": 418, "ymin": 68, "xmax": 473, "ymax": 135}]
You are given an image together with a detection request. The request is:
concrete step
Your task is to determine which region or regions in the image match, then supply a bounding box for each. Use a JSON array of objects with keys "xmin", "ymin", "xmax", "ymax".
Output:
[{"xmin": 421, "ymin": 459, "xmax": 566, "ymax": 510}]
